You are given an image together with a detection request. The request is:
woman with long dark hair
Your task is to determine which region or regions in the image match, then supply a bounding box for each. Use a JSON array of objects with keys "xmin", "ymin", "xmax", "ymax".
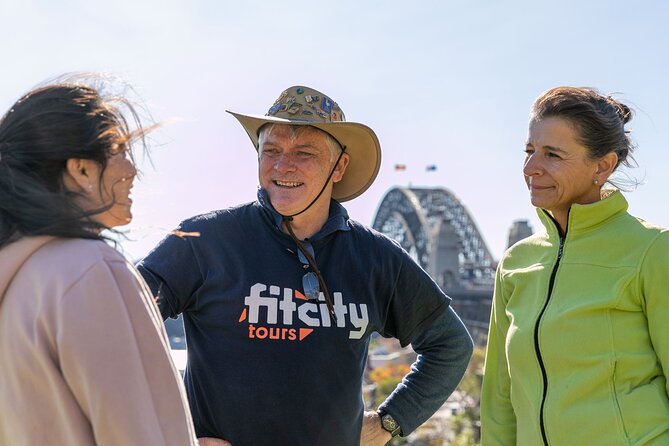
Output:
[{"xmin": 0, "ymin": 77, "xmax": 198, "ymax": 445}]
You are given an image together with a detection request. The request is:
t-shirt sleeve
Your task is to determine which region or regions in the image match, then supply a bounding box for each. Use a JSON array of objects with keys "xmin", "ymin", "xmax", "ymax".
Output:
[
  {"xmin": 137, "ymin": 224, "xmax": 204, "ymax": 319},
  {"xmin": 380, "ymin": 247, "xmax": 451, "ymax": 347},
  {"xmin": 56, "ymin": 258, "xmax": 198, "ymax": 446}
]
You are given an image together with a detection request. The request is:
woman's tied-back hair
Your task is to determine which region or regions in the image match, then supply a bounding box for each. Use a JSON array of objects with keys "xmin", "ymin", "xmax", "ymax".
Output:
[
  {"xmin": 0, "ymin": 74, "xmax": 151, "ymax": 248},
  {"xmin": 530, "ymin": 86, "xmax": 636, "ymax": 171}
]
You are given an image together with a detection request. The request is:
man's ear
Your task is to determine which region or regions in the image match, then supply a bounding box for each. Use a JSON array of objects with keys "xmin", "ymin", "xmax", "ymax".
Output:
[
  {"xmin": 332, "ymin": 152, "xmax": 350, "ymax": 183},
  {"xmin": 595, "ymin": 151, "xmax": 618, "ymax": 184},
  {"xmin": 63, "ymin": 158, "xmax": 96, "ymax": 193}
]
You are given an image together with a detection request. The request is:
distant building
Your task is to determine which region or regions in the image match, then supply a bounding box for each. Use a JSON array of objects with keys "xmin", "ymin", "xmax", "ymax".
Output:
[{"xmin": 507, "ymin": 219, "xmax": 533, "ymax": 248}]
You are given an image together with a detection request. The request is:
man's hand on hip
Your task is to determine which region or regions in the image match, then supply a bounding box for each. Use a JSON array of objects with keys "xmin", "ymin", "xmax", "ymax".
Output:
[{"xmin": 360, "ymin": 411, "xmax": 393, "ymax": 446}]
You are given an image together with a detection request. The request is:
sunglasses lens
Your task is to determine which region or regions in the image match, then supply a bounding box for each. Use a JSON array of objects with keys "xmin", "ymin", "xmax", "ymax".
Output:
[{"xmin": 302, "ymin": 272, "xmax": 320, "ymax": 300}]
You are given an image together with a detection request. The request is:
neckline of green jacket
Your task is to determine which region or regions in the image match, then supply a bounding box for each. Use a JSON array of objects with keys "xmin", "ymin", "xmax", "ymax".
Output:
[{"xmin": 536, "ymin": 189, "xmax": 628, "ymax": 239}]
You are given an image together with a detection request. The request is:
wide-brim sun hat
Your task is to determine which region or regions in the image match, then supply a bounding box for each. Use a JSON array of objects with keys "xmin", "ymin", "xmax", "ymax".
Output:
[{"xmin": 226, "ymin": 85, "xmax": 382, "ymax": 202}]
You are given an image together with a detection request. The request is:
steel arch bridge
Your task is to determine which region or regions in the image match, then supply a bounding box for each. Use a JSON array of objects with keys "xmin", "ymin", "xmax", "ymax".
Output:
[{"xmin": 372, "ymin": 186, "xmax": 496, "ymax": 290}]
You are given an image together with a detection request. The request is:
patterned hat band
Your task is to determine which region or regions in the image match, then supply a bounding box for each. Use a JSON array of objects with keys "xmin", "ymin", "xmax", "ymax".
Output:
[{"xmin": 266, "ymin": 86, "xmax": 345, "ymax": 123}]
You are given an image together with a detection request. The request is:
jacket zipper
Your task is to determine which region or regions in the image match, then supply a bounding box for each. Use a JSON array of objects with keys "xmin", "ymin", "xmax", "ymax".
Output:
[{"xmin": 533, "ymin": 233, "xmax": 565, "ymax": 446}]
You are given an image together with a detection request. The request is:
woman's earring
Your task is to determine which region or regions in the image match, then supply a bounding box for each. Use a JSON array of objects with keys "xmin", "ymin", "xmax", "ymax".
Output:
[
  {"xmin": 88, "ymin": 184, "xmax": 93, "ymax": 193},
  {"xmin": 594, "ymin": 178, "xmax": 599, "ymax": 186}
]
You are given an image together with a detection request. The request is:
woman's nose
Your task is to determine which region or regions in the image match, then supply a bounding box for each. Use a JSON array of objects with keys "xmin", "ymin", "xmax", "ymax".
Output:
[
  {"xmin": 523, "ymin": 153, "xmax": 540, "ymax": 177},
  {"xmin": 122, "ymin": 158, "xmax": 138, "ymax": 180}
]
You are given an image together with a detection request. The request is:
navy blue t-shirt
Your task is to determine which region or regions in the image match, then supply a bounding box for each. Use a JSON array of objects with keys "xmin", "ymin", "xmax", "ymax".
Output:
[{"xmin": 138, "ymin": 198, "xmax": 449, "ymax": 446}]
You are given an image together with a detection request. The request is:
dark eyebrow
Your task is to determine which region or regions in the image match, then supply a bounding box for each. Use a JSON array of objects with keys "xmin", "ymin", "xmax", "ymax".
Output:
[
  {"xmin": 525, "ymin": 141, "xmax": 568, "ymax": 154},
  {"xmin": 544, "ymin": 145, "xmax": 568, "ymax": 154}
]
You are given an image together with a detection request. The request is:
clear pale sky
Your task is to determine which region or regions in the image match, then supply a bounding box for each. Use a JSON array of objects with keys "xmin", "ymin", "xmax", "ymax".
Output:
[{"xmin": 1, "ymin": 0, "xmax": 667, "ymax": 261}]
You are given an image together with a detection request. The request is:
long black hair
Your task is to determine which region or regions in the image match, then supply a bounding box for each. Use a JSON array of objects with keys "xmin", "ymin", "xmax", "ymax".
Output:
[{"xmin": 0, "ymin": 75, "xmax": 152, "ymax": 248}]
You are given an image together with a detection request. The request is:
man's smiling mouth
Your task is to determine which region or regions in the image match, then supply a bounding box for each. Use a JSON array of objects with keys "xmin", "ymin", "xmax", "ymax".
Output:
[{"xmin": 274, "ymin": 180, "xmax": 303, "ymax": 188}]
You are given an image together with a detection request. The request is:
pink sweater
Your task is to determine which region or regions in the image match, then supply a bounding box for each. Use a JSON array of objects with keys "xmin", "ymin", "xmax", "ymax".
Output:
[{"xmin": 0, "ymin": 236, "xmax": 198, "ymax": 445}]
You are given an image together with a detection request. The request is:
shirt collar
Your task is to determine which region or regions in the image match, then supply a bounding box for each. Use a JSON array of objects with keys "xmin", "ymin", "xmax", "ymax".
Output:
[{"xmin": 256, "ymin": 187, "xmax": 350, "ymax": 241}]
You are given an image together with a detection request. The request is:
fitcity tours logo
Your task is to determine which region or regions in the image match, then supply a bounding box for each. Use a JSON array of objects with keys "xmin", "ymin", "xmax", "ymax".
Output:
[{"xmin": 238, "ymin": 283, "xmax": 369, "ymax": 341}]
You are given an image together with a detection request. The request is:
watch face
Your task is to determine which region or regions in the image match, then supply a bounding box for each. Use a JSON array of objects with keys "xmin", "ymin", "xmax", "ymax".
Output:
[{"xmin": 382, "ymin": 414, "xmax": 399, "ymax": 432}]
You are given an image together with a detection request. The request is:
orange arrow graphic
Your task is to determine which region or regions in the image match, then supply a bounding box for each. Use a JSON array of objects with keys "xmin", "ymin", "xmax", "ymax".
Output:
[
  {"xmin": 299, "ymin": 328, "xmax": 313, "ymax": 341},
  {"xmin": 295, "ymin": 290, "xmax": 308, "ymax": 301}
]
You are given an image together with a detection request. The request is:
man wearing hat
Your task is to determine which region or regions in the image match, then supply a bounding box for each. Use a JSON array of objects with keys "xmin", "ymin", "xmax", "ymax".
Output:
[{"xmin": 138, "ymin": 86, "xmax": 473, "ymax": 446}]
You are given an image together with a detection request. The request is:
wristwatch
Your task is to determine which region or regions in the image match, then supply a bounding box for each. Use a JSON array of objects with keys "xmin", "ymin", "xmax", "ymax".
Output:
[{"xmin": 378, "ymin": 410, "xmax": 402, "ymax": 437}]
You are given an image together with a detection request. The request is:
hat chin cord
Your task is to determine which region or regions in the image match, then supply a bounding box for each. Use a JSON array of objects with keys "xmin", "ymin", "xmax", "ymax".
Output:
[
  {"xmin": 280, "ymin": 147, "xmax": 346, "ymax": 321},
  {"xmin": 280, "ymin": 146, "xmax": 346, "ymax": 220}
]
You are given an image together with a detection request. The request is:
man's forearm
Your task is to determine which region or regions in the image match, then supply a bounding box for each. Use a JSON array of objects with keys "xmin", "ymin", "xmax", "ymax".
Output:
[{"xmin": 378, "ymin": 306, "xmax": 473, "ymax": 435}]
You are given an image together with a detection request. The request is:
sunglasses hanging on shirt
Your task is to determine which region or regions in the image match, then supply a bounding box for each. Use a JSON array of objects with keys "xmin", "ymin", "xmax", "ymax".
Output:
[{"xmin": 284, "ymin": 221, "xmax": 337, "ymax": 321}]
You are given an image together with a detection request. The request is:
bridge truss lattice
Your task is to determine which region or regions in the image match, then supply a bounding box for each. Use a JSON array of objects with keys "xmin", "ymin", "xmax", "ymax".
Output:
[{"xmin": 372, "ymin": 187, "xmax": 496, "ymax": 289}]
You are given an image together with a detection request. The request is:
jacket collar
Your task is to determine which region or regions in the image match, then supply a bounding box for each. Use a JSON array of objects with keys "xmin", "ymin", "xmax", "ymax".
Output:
[
  {"xmin": 256, "ymin": 187, "xmax": 350, "ymax": 241},
  {"xmin": 537, "ymin": 189, "xmax": 628, "ymax": 238}
]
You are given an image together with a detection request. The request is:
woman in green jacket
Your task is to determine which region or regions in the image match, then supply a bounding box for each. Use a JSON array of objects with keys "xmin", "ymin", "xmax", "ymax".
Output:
[{"xmin": 481, "ymin": 87, "xmax": 669, "ymax": 445}]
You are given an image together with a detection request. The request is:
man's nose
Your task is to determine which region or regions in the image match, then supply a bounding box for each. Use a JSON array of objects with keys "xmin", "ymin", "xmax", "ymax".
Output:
[{"xmin": 275, "ymin": 153, "xmax": 296, "ymax": 172}]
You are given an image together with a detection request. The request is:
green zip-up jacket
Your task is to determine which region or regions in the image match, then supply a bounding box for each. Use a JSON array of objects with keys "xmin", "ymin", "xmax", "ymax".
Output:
[{"xmin": 481, "ymin": 191, "xmax": 669, "ymax": 445}]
